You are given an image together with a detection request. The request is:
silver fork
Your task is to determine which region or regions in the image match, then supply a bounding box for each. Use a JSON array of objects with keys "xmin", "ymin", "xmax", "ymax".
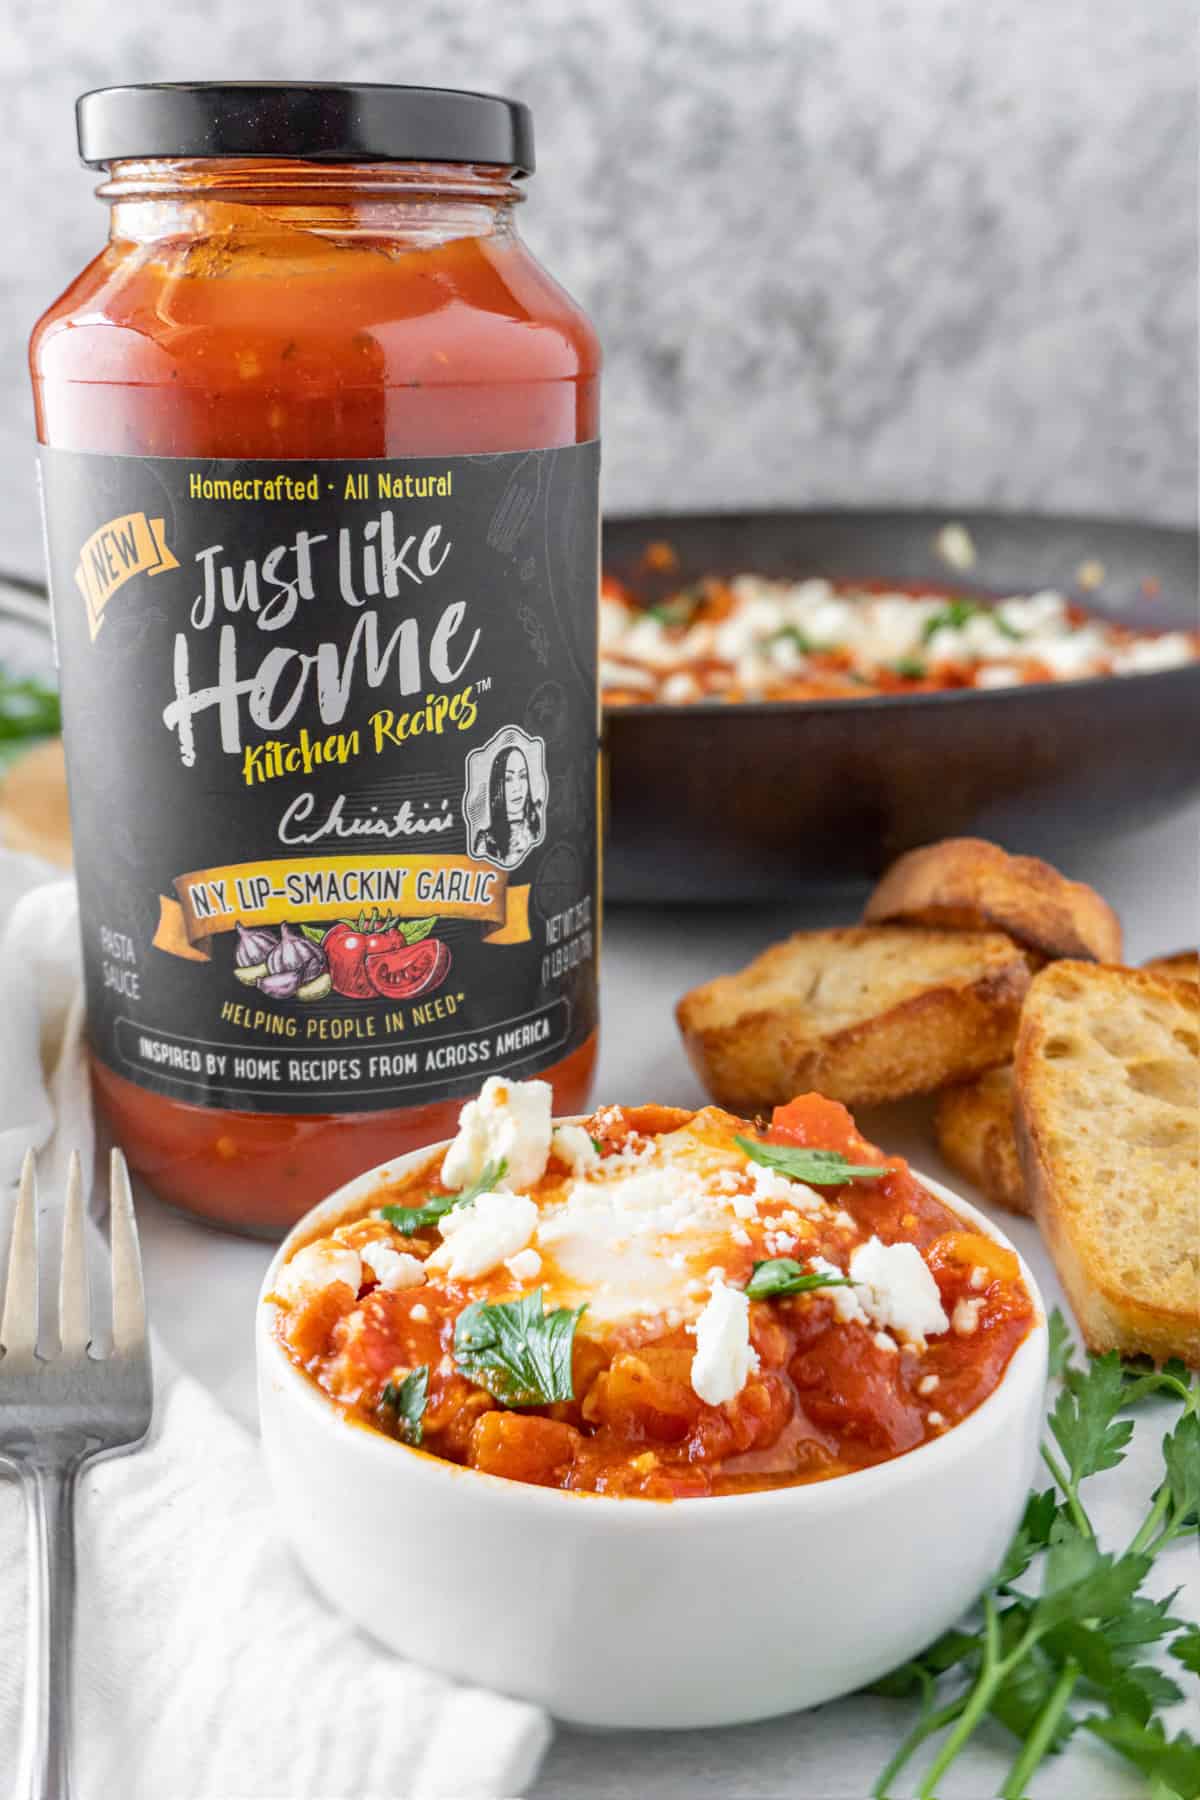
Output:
[{"xmin": 0, "ymin": 1148, "xmax": 153, "ymax": 1800}]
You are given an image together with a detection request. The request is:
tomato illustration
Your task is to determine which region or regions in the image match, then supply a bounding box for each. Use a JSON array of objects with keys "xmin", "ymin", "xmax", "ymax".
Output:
[
  {"xmin": 323, "ymin": 916, "xmax": 441, "ymax": 999},
  {"xmin": 322, "ymin": 922, "xmax": 376, "ymax": 998},
  {"xmin": 365, "ymin": 938, "xmax": 451, "ymax": 1000}
]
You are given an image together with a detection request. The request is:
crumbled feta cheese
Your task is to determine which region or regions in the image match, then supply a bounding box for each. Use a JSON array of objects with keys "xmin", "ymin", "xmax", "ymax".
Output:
[
  {"xmin": 996, "ymin": 589, "xmax": 1064, "ymax": 632},
  {"xmin": 970, "ymin": 1265, "xmax": 988, "ymax": 1291},
  {"xmin": 809, "ymin": 1255, "xmax": 868, "ymax": 1324},
  {"xmin": 917, "ymin": 1373, "xmax": 940, "ymax": 1396},
  {"xmin": 927, "ymin": 1411, "xmax": 946, "ymax": 1429},
  {"xmin": 935, "ymin": 522, "xmax": 977, "ymax": 571},
  {"xmin": 410, "ymin": 1303, "xmax": 430, "ymax": 1323},
  {"xmin": 276, "ymin": 1240, "xmax": 362, "ymax": 1304},
  {"xmin": 975, "ymin": 664, "xmax": 1024, "ymax": 690},
  {"xmin": 505, "ymin": 1247, "xmax": 542, "ymax": 1283},
  {"xmin": 360, "ymin": 1241, "xmax": 426, "ymax": 1291},
  {"xmin": 747, "ymin": 1162, "xmax": 827, "ymax": 1216},
  {"xmin": 690, "ymin": 1280, "xmax": 759, "ymax": 1406},
  {"xmin": 848, "ymin": 1237, "xmax": 950, "ymax": 1346},
  {"xmin": 441, "ymin": 1077, "xmax": 553, "ymax": 1193},
  {"xmin": 599, "ymin": 657, "xmax": 657, "ymax": 692},
  {"xmin": 661, "ymin": 671, "xmax": 701, "ymax": 704},
  {"xmin": 874, "ymin": 1331, "xmax": 899, "ymax": 1354},
  {"xmin": 426, "ymin": 1190, "xmax": 538, "ymax": 1281},
  {"xmin": 1111, "ymin": 632, "xmax": 1195, "ymax": 675},
  {"xmin": 714, "ymin": 596, "xmax": 788, "ymax": 663},
  {"xmin": 551, "ymin": 1123, "xmax": 600, "ymax": 1176},
  {"xmin": 598, "ymin": 596, "xmax": 631, "ymax": 648},
  {"xmin": 1034, "ymin": 628, "xmax": 1108, "ymax": 679},
  {"xmin": 952, "ymin": 1297, "xmax": 984, "ymax": 1336},
  {"xmin": 624, "ymin": 613, "xmax": 682, "ymax": 668}
]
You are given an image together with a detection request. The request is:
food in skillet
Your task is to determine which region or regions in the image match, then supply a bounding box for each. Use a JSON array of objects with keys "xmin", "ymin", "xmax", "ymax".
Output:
[
  {"xmin": 600, "ymin": 570, "xmax": 1200, "ymax": 705},
  {"xmin": 270, "ymin": 1077, "xmax": 1034, "ymax": 1497}
]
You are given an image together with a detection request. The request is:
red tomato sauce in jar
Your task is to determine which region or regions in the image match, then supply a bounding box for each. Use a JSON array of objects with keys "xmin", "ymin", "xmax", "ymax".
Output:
[
  {"xmin": 270, "ymin": 1087, "xmax": 1036, "ymax": 1498},
  {"xmin": 31, "ymin": 86, "xmax": 601, "ymax": 1234}
]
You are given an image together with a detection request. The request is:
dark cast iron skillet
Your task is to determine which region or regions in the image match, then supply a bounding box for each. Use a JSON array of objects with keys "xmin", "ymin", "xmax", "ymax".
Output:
[{"xmin": 601, "ymin": 508, "xmax": 1199, "ymax": 903}]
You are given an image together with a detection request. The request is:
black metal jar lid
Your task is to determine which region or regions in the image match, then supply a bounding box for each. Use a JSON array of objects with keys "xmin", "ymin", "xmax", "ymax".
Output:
[{"xmin": 75, "ymin": 82, "xmax": 535, "ymax": 173}]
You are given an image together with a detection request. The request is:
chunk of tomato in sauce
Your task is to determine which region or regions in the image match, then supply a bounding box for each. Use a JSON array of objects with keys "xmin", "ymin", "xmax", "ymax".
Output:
[
  {"xmin": 769, "ymin": 1093, "xmax": 877, "ymax": 1160},
  {"xmin": 771, "ymin": 1094, "xmax": 980, "ymax": 1252},
  {"xmin": 584, "ymin": 1347, "xmax": 701, "ymax": 1444},
  {"xmin": 468, "ymin": 1412, "xmax": 581, "ymax": 1487},
  {"xmin": 790, "ymin": 1322, "xmax": 925, "ymax": 1457}
]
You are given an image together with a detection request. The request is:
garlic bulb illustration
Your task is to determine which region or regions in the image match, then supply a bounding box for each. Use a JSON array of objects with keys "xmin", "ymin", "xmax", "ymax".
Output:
[{"xmin": 233, "ymin": 921, "xmax": 277, "ymax": 985}]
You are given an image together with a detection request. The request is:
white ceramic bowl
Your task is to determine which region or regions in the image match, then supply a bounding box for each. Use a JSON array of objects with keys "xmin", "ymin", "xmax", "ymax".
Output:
[{"xmin": 257, "ymin": 1138, "xmax": 1048, "ymax": 1729}]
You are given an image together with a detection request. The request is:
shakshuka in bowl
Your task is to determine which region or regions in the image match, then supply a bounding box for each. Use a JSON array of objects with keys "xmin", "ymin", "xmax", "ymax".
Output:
[{"xmin": 257, "ymin": 1077, "xmax": 1047, "ymax": 1727}]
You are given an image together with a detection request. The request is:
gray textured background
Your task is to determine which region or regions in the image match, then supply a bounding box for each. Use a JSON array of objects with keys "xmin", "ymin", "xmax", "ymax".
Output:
[{"xmin": 5, "ymin": 0, "xmax": 1196, "ymax": 581}]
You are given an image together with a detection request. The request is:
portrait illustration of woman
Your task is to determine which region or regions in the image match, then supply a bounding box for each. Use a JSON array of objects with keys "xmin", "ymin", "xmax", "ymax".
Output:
[{"xmin": 473, "ymin": 743, "xmax": 543, "ymax": 868}]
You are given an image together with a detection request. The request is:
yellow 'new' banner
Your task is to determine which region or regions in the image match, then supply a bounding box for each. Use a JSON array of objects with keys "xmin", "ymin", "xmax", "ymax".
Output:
[
  {"xmin": 152, "ymin": 853, "xmax": 530, "ymax": 960},
  {"xmin": 75, "ymin": 512, "xmax": 179, "ymax": 638}
]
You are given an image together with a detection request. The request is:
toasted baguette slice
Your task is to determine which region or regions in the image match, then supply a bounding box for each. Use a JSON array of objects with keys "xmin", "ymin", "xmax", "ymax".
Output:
[
  {"xmin": 1143, "ymin": 950, "xmax": 1199, "ymax": 986},
  {"xmin": 0, "ymin": 737, "xmax": 72, "ymax": 868},
  {"xmin": 864, "ymin": 837, "xmax": 1122, "ymax": 964},
  {"xmin": 677, "ymin": 925, "xmax": 1030, "ymax": 1113},
  {"xmin": 935, "ymin": 1066, "xmax": 1029, "ymax": 1216},
  {"xmin": 1015, "ymin": 962, "xmax": 1200, "ymax": 1366}
]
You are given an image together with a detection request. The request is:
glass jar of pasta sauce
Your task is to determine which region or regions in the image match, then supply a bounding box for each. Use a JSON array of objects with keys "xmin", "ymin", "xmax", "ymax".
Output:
[{"xmin": 31, "ymin": 83, "xmax": 600, "ymax": 1234}]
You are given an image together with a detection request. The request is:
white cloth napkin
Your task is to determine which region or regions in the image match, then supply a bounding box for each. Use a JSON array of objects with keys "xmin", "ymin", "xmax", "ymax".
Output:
[{"xmin": 0, "ymin": 852, "xmax": 550, "ymax": 1798}]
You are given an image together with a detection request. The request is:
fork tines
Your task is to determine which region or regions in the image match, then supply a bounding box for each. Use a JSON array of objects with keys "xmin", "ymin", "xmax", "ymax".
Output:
[{"xmin": 0, "ymin": 1148, "xmax": 148, "ymax": 1363}]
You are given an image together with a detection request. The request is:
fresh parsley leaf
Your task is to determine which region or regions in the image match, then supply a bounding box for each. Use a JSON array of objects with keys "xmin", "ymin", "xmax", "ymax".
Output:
[
  {"xmin": 378, "ymin": 1365, "xmax": 429, "ymax": 1446},
  {"xmin": 379, "ymin": 1158, "xmax": 508, "ymax": 1235},
  {"xmin": 989, "ymin": 1641, "xmax": 1078, "ymax": 1751},
  {"xmin": 1162, "ymin": 1410, "xmax": 1200, "ymax": 1527},
  {"xmin": 869, "ymin": 1661, "xmax": 932, "ymax": 1701},
  {"xmin": 745, "ymin": 1257, "xmax": 854, "ymax": 1300},
  {"xmin": 870, "ymin": 1626, "xmax": 983, "ymax": 1699},
  {"xmin": 768, "ymin": 624, "xmax": 812, "ymax": 654},
  {"xmin": 890, "ymin": 656, "xmax": 928, "ymax": 679},
  {"xmin": 0, "ymin": 670, "xmax": 61, "ymax": 742},
  {"xmin": 1170, "ymin": 1624, "xmax": 1200, "ymax": 1676},
  {"xmin": 1107, "ymin": 1664, "xmax": 1186, "ymax": 1727},
  {"xmin": 1047, "ymin": 1308, "xmax": 1077, "ymax": 1381},
  {"xmin": 645, "ymin": 588, "xmax": 701, "ymax": 628},
  {"xmin": 1084, "ymin": 1718, "xmax": 1200, "ymax": 1794},
  {"xmin": 994, "ymin": 1489, "xmax": 1061, "ymax": 1585},
  {"xmin": 400, "ymin": 917, "xmax": 437, "ymax": 945},
  {"xmin": 921, "ymin": 597, "xmax": 1022, "ymax": 645},
  {"xmin": 590, "ymin": 1135, "xmax": 604, "ymax": 1155},
  {"xmin": 453, "ymin": 1287, "xmax": 584, "ymax": 1408},
  {"xmin": 921, "ymin": 1627, "xmax": 986, "ymax": 1675},
  {"xmin": 1048, "ymin": 1351, "xmax": 1134, "ymax": 1485},
  {"xmin": 734, "ymin": 1135, "xmax": 886, "ymax": 1186},
  {"xmin": 871, "ymin": 1329, "xmax": 1200, "ymax": 1800},
  {"xmin": 378, "ymin": 1195, "xmax": 458, "ymax": 1235},
  {"xmin": 1032, "ymin": 1544, "xmax": 1151, "ymax": 1635}
]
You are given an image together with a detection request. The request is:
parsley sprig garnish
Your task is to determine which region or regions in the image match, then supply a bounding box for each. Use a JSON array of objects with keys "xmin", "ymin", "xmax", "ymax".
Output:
[
  {"xmin": 735, "ymin": 1135, "xmax": 886, "ymax": 1186},
  {"xmin": 644, "ymin": 586, "xmax": 703, "ymax": 629},
  {"xmin": 377, "ymin": 1365, "xmax": 429, "ymax": 1446},
  {"xmin": 767, "ymin": 624, "xmax": 812, "ymax": 655},
  {"xmin": 871, "ymin": 1314, "xmax": 1200, "ymax": 1798},
  {"xmin": 921, "ymin": 597, "xmax": 1022, "ymax": 645},
  {"xmin": 378, "ymin": 1158, "xmax": 508, "ymax": 1236},
  {"xmin": 453, "ymin": 1287, "xmax": 585, "ymax": 1408},
  {"xmin": 745, "ymin": 1258, "xmax": 854, "ymax": 1300}
]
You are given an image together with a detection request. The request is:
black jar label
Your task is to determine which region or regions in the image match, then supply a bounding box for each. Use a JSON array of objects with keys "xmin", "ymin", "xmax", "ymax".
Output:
[{"xmin": 38, "ymin": 445, "xmax": 599, "ymax": 1113}]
